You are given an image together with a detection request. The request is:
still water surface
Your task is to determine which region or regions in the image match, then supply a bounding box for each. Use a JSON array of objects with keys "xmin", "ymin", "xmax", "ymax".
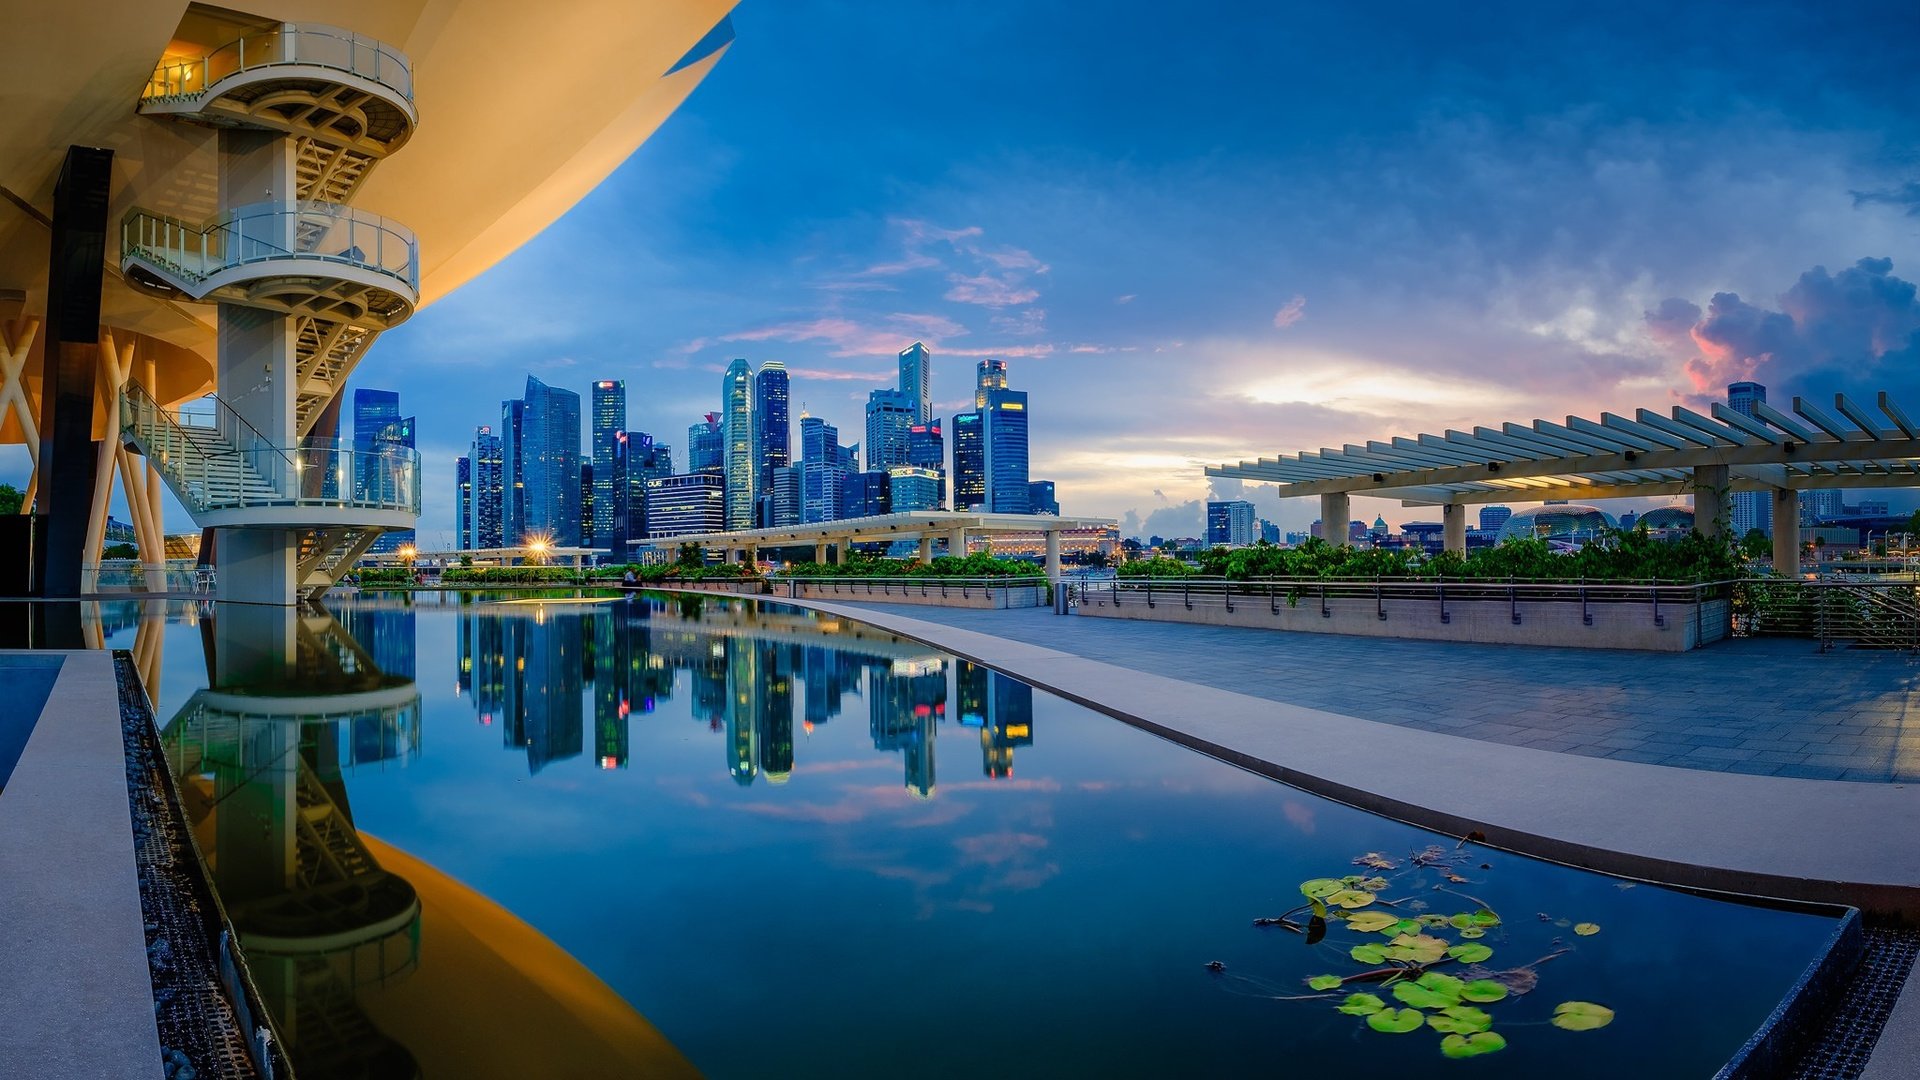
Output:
[{"xmin": 107, "ymin": 590, "xmax": 1835, "ymax": 1078}]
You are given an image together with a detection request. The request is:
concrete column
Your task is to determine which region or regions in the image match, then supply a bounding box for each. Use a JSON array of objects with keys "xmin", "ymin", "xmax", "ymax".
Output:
[
  {"xmin": 1442, "ymin": 503, "xmax": 1467, "ymax": 554},
  {"xmin": 1044, "ymin": 529, "xmax": 1062, "ymax": 582},
  {"xmin": 1691, "ymin": 464, "xmax": 1729, "ymax": 538},
  {"xmin": 833, "ymin": 539, "xmax": 847, "ymax": 565},
  {"xmin": 745, "ymin": 547, "xmax": 757, "ymax": 567},
  {"xmin": 948, "ymin": 527, "xmax": 967, "ymax": 557},
  {"xmin": 918, "ymin": 535, "xmax": 934, "ymax": 562},
  {"xmin": 1772, "ymin": 486, "xmax": 1801, "ymax": 577},
  {"xmin": 726, "ymin": 547, "xmax": 739, "ymax": 564},
  {"xmin": 1319, "ymin": 492, "xmax": 1351, "ymax": 545},
  {"xmin": 814, "ymin": 541, "xmax": 827, "ymax": 564}
]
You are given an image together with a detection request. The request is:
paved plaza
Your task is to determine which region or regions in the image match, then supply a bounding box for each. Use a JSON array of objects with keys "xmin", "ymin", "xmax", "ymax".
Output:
[{"xmin": 839, "ymin": 603, "xmax": 1920, "ymax": 783}]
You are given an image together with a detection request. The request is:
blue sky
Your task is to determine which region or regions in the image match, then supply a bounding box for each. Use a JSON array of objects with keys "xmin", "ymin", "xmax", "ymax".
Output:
[{"xmin": 43, "ymin": 0, "xmax": 1920, "ymax": 543}]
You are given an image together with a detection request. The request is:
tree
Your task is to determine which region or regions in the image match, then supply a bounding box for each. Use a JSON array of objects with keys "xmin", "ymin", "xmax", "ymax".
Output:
[
  {"xmin": 1739, "ymin": 529, "xmax": 1770, "ymax": 561},
  {"xmin": 676, "ymin": 541, "xmax": 704, "ymax": 568},
  {"xmin": 0, "ymin": 483, "xmax": 20, "ymax": 516},
  {"xmin": 102, "ymin": 542, "xmax": 139, "ymax": 560}
]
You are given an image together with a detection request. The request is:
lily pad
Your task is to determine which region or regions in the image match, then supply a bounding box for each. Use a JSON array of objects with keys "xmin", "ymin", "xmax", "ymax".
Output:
[
  {"xmin": 1447, "ymin": 943, "xmax": 1494, "ymax": 964},
  {"xmin": 1448, "ymin": 913, "xmax": 1478, "ymax": 930},
  {"xmin": 1416, "ymin": 972, "xmax": 1464, "ymax": 996},
  {"xmin": 1336, "ymin": 993, "xmax": 1385, "ymax": 1016},
  {"xmin": 1574, "ymin": 922, "xmax": 1601, "ymax": 937},
  {"xmin": 1326, "ymin": 889, "xmax": 1376, "ymax": 909},
  {"xmin": 1350, "ymin": 943, "xmax": 1387, "ymax": 965},
  {"xmin": 1417, "ymin": 914, "xmax": 1452, "ymax": 928},
  {"xmin": 1300, "ymin": 878, "xmax": 1345, "ymax": 899},
  {"xmin": 1441, "ymin": 1031, "xmax": 1508, "ymax": 1059},
  {"xmin": 1384, "ymin": 933, "xmax": 1449, "ymax": 964},
  {"xmin": 1427, "ymin": 1005, "xmax": 1493, "ymax": 1034},
  {"xmin": 1366, "ymin": 1007, "xmax": 1426, "ymax": 1034},
  {"xmin": 1552, "ymin": 1001, "xmax": 1615, "ymax": 1031},
  {"xmin": 1346, "ymin": 911, "xmax": 1399, "ymax": 933},
  {"xmin": 1471, "ymin": 910, "xmax": 1501, "ymax": 927},
  {"xmin": 1390, "ymin": 919, "xmax": 1423, "ymax": 936},
  {"xmin": 1392, "ymin": 982, "xmax": 1457, "ymax": 1009},
  {"xmin": 1458, "ymin": 927, "xmax": 1486, "ymax": 939},
  {"xmin": 1307, "ymin": 975, "xmax": 1344, "ymax": 991},
  {"xmin": 1459, "ymin": 979, "xmax": 1510, "ymax": 1003},
  {"xmin": 1358, "ymin": 877, "xmax": 1391, "ymax": 892}
]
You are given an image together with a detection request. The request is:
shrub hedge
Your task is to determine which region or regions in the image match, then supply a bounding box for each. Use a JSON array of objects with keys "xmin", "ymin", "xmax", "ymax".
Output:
[{"xmin": 1117, "ymin": 531, "xmax": 1747, "ymax": 583}]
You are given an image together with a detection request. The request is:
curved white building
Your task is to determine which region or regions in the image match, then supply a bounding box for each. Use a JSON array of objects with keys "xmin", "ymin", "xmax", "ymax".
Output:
[{"xmin": 0, "ymin": 0, "xmax": 736, "ymax": 604}]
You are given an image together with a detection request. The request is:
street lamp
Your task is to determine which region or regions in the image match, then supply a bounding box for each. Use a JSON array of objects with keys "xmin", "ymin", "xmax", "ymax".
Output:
[{"xmin": 526, "ymin": 533, "xmax": 553, "ymax": 565}]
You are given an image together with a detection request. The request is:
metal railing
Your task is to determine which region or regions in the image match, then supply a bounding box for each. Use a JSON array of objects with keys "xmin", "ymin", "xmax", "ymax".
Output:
[
  {"xmin": 144, "ymin": 21, "xmax": 414, "ymax": 103},
  {"xmin": 776, "ymin": 575, "xmax": 1051, "ymax": 603},
  {"xmin": 1731, "ymin": 578, "xmax": 1920, "ymax": 652},
  {"xmin": 123, "ymin": 382, "xmax": 420, "ymax": 516},
  {"xmin": 123, "ymin": 200, "xmax": 419, "ymax": 293},
  {"xmin": 1071, "ymin": 575, "xmax": 1721, "ymax": 625}
]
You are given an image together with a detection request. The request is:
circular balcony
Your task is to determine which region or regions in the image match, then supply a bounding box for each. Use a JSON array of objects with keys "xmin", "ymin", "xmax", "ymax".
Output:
[
  {"xmin": 141, "ymin": 22, "xmax": 416, "ymax": 155},
  {"xmin": 122, "ymin": 201, "xmax": 418, "ymax": 328}
]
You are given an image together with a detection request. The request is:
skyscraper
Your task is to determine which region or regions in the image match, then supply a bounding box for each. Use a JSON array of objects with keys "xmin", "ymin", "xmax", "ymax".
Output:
[
  {"xmin": 688, "ymin": 413, "xmax": 724, "ymax": 474},
  {"xmin": 579, "ymin": 464, "xmax": 595, "ymax": 546},
  {"xmin": 500, "ymin": 400, "xmax": 527, "ymax": 544},
  {"xmin": 455, "ymin": 456, "xmax": 472, "ymax": 548},
  {"xmin": 721, "ymin": 359, "xmax": 756, "ymax": 530},
  {"xmin": 978, "ymin": 360, "xmax": 1029, "ymax": 513},
  {"xmin": 1478, "ymin": 505, "xmax": 1511, "ymax": 533},
  {"xmin": 1028, "ymin": 480, "xmax": 1058, "ymax": 515},
  {"xmin": 471, "ymin": 425, "xmax": 504, "ymax": 549},
  {"xmin": 952, "ymin": 411, "xmax": 984, "ymax": 510},
  {"xmin": 800, "ymin": 415, "xmax": 845, "ymax": 524},
  {"xmin": 886, "ymin": 466, "xmax": 942, "ymax": 512},
  {"xmin": 591, "ymin": 380, "xmax": 625, "ymax": 545},
  {"xmin": 1727, "ymin": 382, "xmax": 1773, "ymax": 538},
  {"xmin": 865, "ymin": 388, "xmax": 915, "ymax": 470},
  {"xmin": 755, "ymin": 362, "xmax": 790, "ymax": 513},
  {"xmin": 907, "ymin": 421, "xmax": 945, "ymax": 508},
  {"xmin": 1207, "ymin": 500, "xmax": 1256, "ymax": 546},
  {"xmin": 521, "ymin": 375, "xmax": 583, "ymax": 545},
  {"xmin": 768, "ymin": 465, "xmax": 802, "ymax": 527},
  {"xmin": 353, "ymin": 390, "xmax": 416, "ymax": 551},
  {"xmin": 898, "ymin": 341, "xmax": 931, "ymax": 424}
]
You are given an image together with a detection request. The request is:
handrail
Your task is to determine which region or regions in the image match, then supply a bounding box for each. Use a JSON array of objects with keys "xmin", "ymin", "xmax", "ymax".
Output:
[
  {"xmin": 144, "ymin": 22, "xmax": 415, "ymax": 104},
  {"xmin": 123, "ymin": 200, "xmax": 419, "ymax": 293},
  {"xmin": 771, "ymin": 575, "xmax": 1047, "ymax": 589}
]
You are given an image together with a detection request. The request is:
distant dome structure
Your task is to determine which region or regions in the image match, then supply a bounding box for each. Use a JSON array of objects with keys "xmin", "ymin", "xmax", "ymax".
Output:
[
  {"xmin": 1498, "ymin": 503, "xmax": 1617, "ymax": 543},
  {"xmin": 1637, "ymin": 506, "xmax": 1696, "ymax": 532}
]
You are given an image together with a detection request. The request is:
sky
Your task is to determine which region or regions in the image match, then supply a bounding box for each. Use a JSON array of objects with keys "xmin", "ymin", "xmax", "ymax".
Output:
[{"xmin": 30, "ymin": 0, "xmax": 1920, "ymax": 545}]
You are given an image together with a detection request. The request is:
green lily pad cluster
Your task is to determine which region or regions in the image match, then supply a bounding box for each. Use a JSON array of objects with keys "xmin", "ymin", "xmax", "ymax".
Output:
[{"xmin": 1277, "ymin": 857, "xmax": 1616, "ymax": 1059}]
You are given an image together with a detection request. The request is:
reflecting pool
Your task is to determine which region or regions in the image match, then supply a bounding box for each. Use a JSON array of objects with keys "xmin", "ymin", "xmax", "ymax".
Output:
[{"xmin": 104, "ymin": 590, "xmax": 1837, "ymax": 1078}]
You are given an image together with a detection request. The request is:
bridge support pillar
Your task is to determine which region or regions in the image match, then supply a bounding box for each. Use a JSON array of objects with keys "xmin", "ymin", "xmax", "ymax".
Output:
[
  {"xmin": 1320, "ymin": 492, "xmax": 1351, "ymax": 546},
  {"xmin": 1045, "ymin": 529, "xmax": 1062, "ymax": 583},
  {"xmin": 1691, "ymin": 465, "xmax": 1729, "ymax": 538},
  {"xmin": 814, "ymin": 541, "xmax": 827, "ymax": 564},
  {"xmin": 948, "ymin": 527, "xmax": 967, "ymax": 557},
  {"xmin": 918, "ymin": 535, "xmax": 934, "ymax": 562},
  {"xmin": 1773, "ymin": 486, "xmax": 1801, "ymax": 577},
  {"xmin": 1442, "ymin": 502, "xmax": 1467, "ymax": 554}
]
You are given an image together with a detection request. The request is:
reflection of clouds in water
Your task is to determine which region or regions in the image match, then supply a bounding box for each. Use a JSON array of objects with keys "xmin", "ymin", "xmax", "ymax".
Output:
[
  {"xmin": 727, "ymin": 784, "xmax": 976, "ymax": 829},
  {"xmin": 814, "ymin": 802, "xmax": 1063, "ymax": 920},
  {"xmin": 1283, "ymin": 800, "xmax": 1316, "ymax": 835}
]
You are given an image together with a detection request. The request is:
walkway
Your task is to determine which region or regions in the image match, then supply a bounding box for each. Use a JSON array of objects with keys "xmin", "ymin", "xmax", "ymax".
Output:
[{"xmin": 836, "ymin": 604, "xmax": 1920, "ymax": 782}]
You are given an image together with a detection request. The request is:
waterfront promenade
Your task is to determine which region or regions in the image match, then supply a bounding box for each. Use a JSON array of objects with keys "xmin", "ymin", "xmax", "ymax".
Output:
[{"xmin": 840, "ymin": 603, "xmax": 1920, "ymax": 783}]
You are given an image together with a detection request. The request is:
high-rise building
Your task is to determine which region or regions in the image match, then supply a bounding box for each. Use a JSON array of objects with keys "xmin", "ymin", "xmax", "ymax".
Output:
[
  {"xmin": 886, "ymin": 466, "xmax": 942, "ymax": 512},
  {"xmin": 865, "ymin": 388, "xmax": 916, "ymax": 470},
  {"xmin": 688, "ymin": 413, "xmax": 724, "ymax": 474},
  {"xmin": 721, "ymin": 359, "xmax": 756, "ymax": 530},
  {"xmin": 768, "ymin": 465, "xmax": 802, "ymax": 527},
  {"xmin": 1207, "ymin": 500, "xmax": 1257, "ymax": 546},
  {"xmin": 1478, "ymin": 505, "xmax": 1512, "ymax": 533},
  {"xmin": 898, "ymin": 341, "xmax": 931, "ymax": 424},
  {"xmin": 1028, "ymin": 480, "xmax": 1058, "ymax": 515},
  {"xmin": 471, "ymin": 425, "xmax": 504, "ymax": 549},
  {"xmin": 579, "ymin": 464, "xmax": 595, "ymax": 546},
  {"xmin": 455, "ymin": 456, "xmax": 472, "ymax": 548},
  {"xmin": 952, "ymin": 410, "xmax": 984, "ymax": 510},
  {"xmin": 842, "ymin": 470, "xmax": 891, "ymax": 519},
  {"xmin": 591, "ymin": 380, "xmax": 625, "ymax": 545},
  {"xmin": 500, "ymin": 399, "xmax": 528, "ymax": 544},
  {"xmin": 629, "ymin": 433, "xmax": 676, "ymax": 538},
  {"xmin": 353, "ymin": 389, "xmax": 416, "ymax": 551},
  {"xmin": 646, "ymin": 473, "xmax": 727, "ymax": 538},
  {"xmin": 908, "ymin": 422, "xmax": 945, "ymax": 507},
  {"xmin": 979, "ymin": 361, "xmax": 1030, "ymax": 513},
  {"xmin": 755, "ymin": 362, "xmax": 790, "ymax": 513},
  {"xmin": 1727, "ymin": 382, "xmax": 1773, "ymax": 538},
  {"xmin": 521, "ymin": 375, "xmax": 583, "ymax": 545},
  {"xmin": 800, "ymin": 414, "xmax": 845, "ymax": 525},
  {"xmin": 601, "ymin": 431, "xmax": 636, "ymax": 561}
]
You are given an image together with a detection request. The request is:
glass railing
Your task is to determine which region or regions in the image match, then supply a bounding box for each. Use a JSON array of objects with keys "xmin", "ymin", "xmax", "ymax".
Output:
[
  {"xmin": 123, "ymin": 383, "xmax": 421, "ymax": 517},
  {"xmin": 144, "ymin": 22, "xmax": 414, "ymax": 104},
  {"xmin": 123, "ymin": 201, "xmax": 419, "ymax": 294}
]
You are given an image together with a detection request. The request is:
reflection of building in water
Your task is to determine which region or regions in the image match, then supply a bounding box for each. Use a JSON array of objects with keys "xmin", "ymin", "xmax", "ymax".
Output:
[
  {"xmin": 460, "ymin": 605, "xmax": 510, "ymax": 727},
  {"xmin": 165, "ymin": 605, "xmax": 424, "ymax": 1078},
  {"xmin": 871, "ymin": 657, "xmax": 945, "ymax": 798},
  {"xmin": 983, "ymin": 668, "xmax": 1035, "ymax": 779},
  {"xmin": 801, "ymin": 644, "xmax": 864, "ymax": 729},
  {"xmin": 726, "ymin": 638, "xmax": 757, "ymax": 785},
  {"xmin": 757, "ymin": 642, "xmax": 795, "ymax": 783}
]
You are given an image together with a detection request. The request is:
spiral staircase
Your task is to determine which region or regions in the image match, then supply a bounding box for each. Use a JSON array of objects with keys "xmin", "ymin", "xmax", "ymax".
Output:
[{"xmin": 121, "ymin": 22, "xmax": 422, "ymax": 600}]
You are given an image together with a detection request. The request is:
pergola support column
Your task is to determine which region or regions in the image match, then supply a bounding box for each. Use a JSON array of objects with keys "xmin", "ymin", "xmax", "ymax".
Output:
[
  {"xmin": 1319, "ymin": 492, "xmax": 1351, "ymax": 546},
  {"xmin": 1772, "ymin": 486, "xmax": 1800, "ymax": 577},
  {"xmin": 948, "ymin": 527, "xmax": 967, "ymax": 557},
  {"xmin": 1044, "ymin": 529, "xmax": 1062, "ymax": 582},
  {"xmin": 918, "ymin": 536, "xmax": 934, "ymax": 562},
  {"xmin": 1442, "ymin": 502, "xmax": 1466, "ymax": 554},
  {"xmin": 1691, "ymin": 464, "xmax": 1729, "ymax": 538},
  {"xmin": 814, "ymin": 541, "xmax": 827, "ymax": 564}
]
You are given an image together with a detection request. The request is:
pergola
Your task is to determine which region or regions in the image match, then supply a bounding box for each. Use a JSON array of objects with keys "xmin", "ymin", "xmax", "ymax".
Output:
[
  {"xmin": 655, "ymin": 510, "xmax": 1118, "ymax": 581},
  {"xmin": 1207, "ymin": 391, "xmax": 1920, "ymax": 576}
]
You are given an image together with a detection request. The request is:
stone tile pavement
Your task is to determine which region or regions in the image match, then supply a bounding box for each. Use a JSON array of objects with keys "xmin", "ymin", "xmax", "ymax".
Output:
[{"xmin": 837, "ymin": 603, "xmax": 1920, "ymax": 783}]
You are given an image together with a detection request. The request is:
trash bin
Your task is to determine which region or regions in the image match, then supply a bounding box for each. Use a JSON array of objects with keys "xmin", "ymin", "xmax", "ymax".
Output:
[{"xmin": 1053, "ymin": 581, "xmax": 1070, "ymax": 614}]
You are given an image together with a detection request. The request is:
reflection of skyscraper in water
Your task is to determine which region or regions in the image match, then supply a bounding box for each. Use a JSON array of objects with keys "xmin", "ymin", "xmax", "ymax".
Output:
[
  {"xmin": 871, "ymin": 657, "xmax": 944, "ymax": 798},
  {"xmin": 756, "ymin": 642, "xmax": 794, "ymax": 783},
  {"xmin": 592, "ymin": 613, "xmax": 630, "ymax": 769},
  {"xmin": 342, "ymin": 599, "xmax": 417, "ymax": 678},
  {"xmin": 456, "ymin": 603, "xmax": 508, "ymax": 727},
  {"xmin": 726, "ymin": 637, "xmax": 757, "ymax": 785},
  {"xmin": 514, "ymin": 609, "xmax": 586, "ymax": 774},
  {"xmin": 982, "ymin": 670, "xmax": 1034, "ymax": 779}
]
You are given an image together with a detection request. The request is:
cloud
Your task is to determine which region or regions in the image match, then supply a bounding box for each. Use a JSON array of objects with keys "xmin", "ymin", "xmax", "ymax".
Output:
[
  {"xmin": 991, "ymin": 308, "xmax": 1048, "ymax": 335},
  {"xmin": 1645, "ymin": 257, "xmax": 1920, "ymax": 397},
  {"xmin": 1852, "ymin": 181, "xmax": 1920, "ymax": 217},
  {"xmin": 1272, "ymin": 294, "xmax": 1307, "ymax": 328},
  {"xmin": 945, "ymin": 271, "xmax": 1040, "ymax": 307},
  {"xmin": 716, "ymin": 313, "xmax": 961, "ymax": 357},
  {"xmin": 1114, "ymin": 294, "xmax": 1136, "ymax": 305}
]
